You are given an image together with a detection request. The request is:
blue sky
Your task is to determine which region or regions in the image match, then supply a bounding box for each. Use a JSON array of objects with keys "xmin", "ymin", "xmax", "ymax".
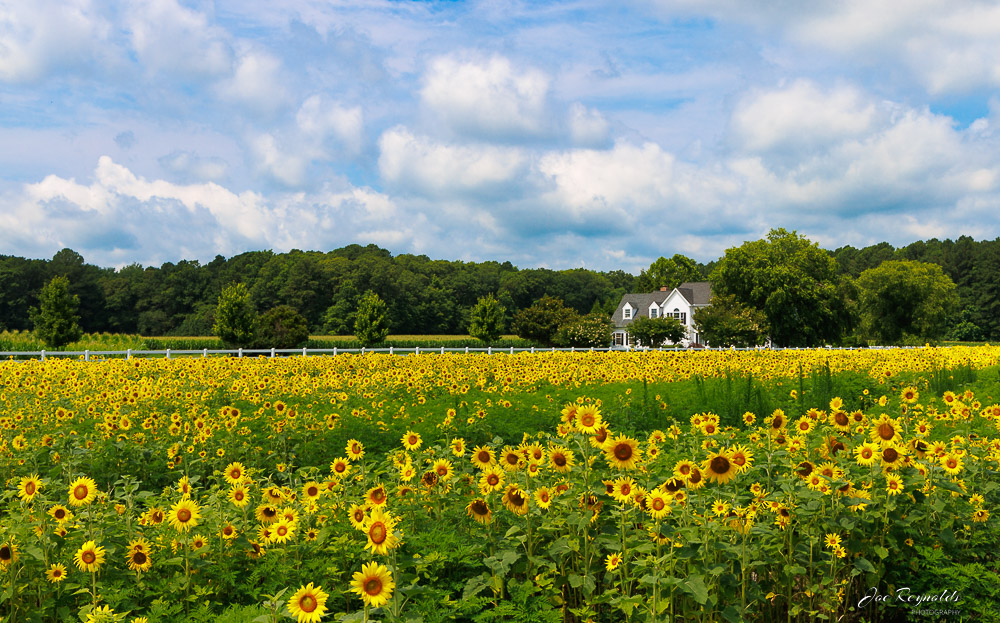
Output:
[{"xmin": 3, "ymin": 0, "xmax": 1000, "ymax": 272}]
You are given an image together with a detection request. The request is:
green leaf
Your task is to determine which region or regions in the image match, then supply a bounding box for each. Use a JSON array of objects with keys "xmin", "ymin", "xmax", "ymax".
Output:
[
  {"xmin": 568, "ymin": 573, "xmax": 583, "ymax": 589},
  {"xmin": 681, "ymin": 574, "xmax": 708, "ymax": 605},
  {"xmin": 873, "ymin": 546, "xmax": 889, "ymax": 559},
  {"xmin": 854, "ymin": 557, "xmax": 877, "ymax": 574},
  {"xmin": 722, "ymin": 605, "xmax": 743, "ymax": 623}
]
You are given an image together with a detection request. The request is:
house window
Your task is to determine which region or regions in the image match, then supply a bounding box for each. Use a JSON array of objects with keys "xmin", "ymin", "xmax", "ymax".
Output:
[
  {"xmin": 614, "ymin": 332, "xmax": 624, "ymax": 346},
  {"xmin": 649, "ymin": 307, "xmax": 658, "ymax": 318},
  {"xmin": 623, "ymin": 307, "xmax": 632, "ymax": 320},
  {"xmin": 671, "ymin": 308, "xmax": 686, "ymax": 324}
]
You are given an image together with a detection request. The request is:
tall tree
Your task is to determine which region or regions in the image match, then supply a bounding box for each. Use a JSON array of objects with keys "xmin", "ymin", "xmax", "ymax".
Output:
[
  {"xmin": 354, "ymin": 290, "xmax": 390, "ymax": 346},
  {"xmin": 856, "ymin": 260, "xmax": 958, "ymax": 344},
  {"xmin": 30, "ymin": 276, "xmax": 83, "ymax": 348},
  {"xmin": 693, "ymin": 294, "xmax": 769, "ymax": 347},
  {"xmin": 468, "ymin": 294, "xmax": 506, "ymax": 344},
  {"xmin": 512, "ymin": 296, "xmax": 579, "ymax": 346},
  {"xmin": 635, "ymin": 254, "xmax": 702, "ymax": 292},
  {"xmin": 711, "ymin": 229, "xmax": 851, "ymax": 347},
  {"xmin": 213, "ymin": 283, "xmax": 256, "ymax": 348}
]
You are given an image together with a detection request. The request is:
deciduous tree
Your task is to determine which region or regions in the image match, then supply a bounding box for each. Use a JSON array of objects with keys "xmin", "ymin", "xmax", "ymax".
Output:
[
  {"xmin": 30, "ymin": 276, "xmax": 83, "ymax": 348},
  {"xmin": 468, "ymin": 294, "xmax": 506, "ymax": 344},
  {"xmin": 213, "ymin": 283, "xmax": 256, "ymax": 348},
  {"xmin": 711, "ymin": 229, "xmax": 851, "ymax": 347},
  {"xmin": 857, "ymin": 260, "xmax": 958, "ymax": 344},
  {"xmin": 626, "ymin": 315, "xmax": 686, "ymax": 347},
  {"xmin": 693, "ymin": 294, "xmax": 769, "ymax": 347},
  {"xmin": 512, "ymin": 296, "xmax": 579, "ymax": 346},
  {"xmin": 354, "ymin": 290, "xmax": 390, "ymax": 346}
]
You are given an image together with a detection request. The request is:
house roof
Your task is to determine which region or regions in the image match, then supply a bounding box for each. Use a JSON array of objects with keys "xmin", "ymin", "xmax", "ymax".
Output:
[{"xmin": 611, "ymin": 282, "xmax": 712, "ymax": 327}]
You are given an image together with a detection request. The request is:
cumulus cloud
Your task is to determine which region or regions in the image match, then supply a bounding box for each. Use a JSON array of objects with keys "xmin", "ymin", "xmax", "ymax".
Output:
[
  {"xmin": 296, "ymin": 95, "xmax": 364, "ymax": 156},
  {"xmin": 567, "ymin": 103, "xmax": 611, "ymax": 147},
  {"xmin": 217, "ymin": 49, "xmax": 289, "ymax": 116},
  {"xmin": 378, "ymin": 127, "xmax": 529, "ymax": 198},
  {"xmin": 0, "ymin": 0, "xmax": 110, "ymax": 82},
  {"xmin": 420, "ymin": 53, "xmax": 551, "ymax": 139},
  {"xmin": 125, "ymin": 0, "xmax": 231, "ymax": 80},
  {"xmin": 3, "ymin": 156, "xmax": 412, "ymax": 266},
  {"xmin": 650, "ymin": 0, "xmax": 1000, "ymax": 94},
  {"xmin": 725, "ymin": 81, "xmax": 1000, "ymax": 219}
]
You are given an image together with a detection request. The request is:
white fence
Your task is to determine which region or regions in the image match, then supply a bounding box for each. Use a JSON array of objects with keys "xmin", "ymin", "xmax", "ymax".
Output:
[{"xmin": 0, "ymin": 345, "xmax": 904, "ymax": 361}]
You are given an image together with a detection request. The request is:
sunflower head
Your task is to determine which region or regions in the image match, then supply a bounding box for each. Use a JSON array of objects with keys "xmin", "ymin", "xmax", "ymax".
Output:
[{"xmin": 351, "ymin": 561, "xmax": 395, "ymax": 608}]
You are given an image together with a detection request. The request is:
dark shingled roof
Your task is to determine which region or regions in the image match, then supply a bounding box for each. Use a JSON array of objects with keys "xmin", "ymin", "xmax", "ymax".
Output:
[{"xmin": 611, "ymin": 282, "xmax": 712, "ymax": 327}]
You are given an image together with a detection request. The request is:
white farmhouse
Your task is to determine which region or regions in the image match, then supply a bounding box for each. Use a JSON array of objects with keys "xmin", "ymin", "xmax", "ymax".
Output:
[{"xmin": 611, "ymin": 282, "xmax": 712, "ymax": 347}]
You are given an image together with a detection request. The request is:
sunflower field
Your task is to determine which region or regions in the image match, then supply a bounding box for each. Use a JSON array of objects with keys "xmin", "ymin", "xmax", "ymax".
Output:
[{"xmin": 2, "ymin": 347, "xmax": 1000, "ymax": 622}]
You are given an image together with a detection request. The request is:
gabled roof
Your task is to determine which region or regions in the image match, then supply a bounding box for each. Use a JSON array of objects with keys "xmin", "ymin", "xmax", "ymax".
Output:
[
  {"xmin": 675, "ymin": 281, "xmax": 712, "ymax": 306},
  {"xmin": 611, "ymin": 282, "xmax": 712, "ymax": 327}
]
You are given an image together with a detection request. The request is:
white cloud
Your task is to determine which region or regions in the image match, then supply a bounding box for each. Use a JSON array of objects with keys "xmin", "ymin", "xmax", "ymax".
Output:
[
  {"xmin": 126, "ymin": 0, "xmax": 231, "ymax": 80},
  {"xmin": 378, "ymin": 127, "xmax": 529, "ymax": 197},
  {"xmin": 650, "ymin": 0, "xmax": 1000, "ymax": 94},
  {"xmin": 731, "ymin": 80, "xmax": 876, "ymax": 153},
  {"xmin": 296, "ymin": 95, "xmax": 364, "ymax": 156},
  {"xmin": 158, "ymin": 151, "xmax": 228, "ymax": 182},
  {"xmin": 0, "ymin": 0, "xmax": 109, "ymax": 82},
  {"xmin": 3, "ymin": 156, "xmax": 412, "ymax": 266},
  {"xmin": 568, "ymin": 103, "xmax": 610, "ymax": 146},
  {"xmin": 217, "ymin": 49, "xmax": 288, "ymax": 115},
  {"xmin": 420, "ymin": 53, "xmax": 551, "ymax": 139},
  {"xmin": 250, "ymin": 134, "xmax": 309, "ymax": 187}
]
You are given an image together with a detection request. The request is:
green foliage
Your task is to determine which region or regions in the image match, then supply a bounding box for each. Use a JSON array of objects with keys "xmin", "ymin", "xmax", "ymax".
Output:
[
  {"xmin": 949, "ymin": 307, "xmax": 985, "ymax": 342},
  {"xmin": 857, "ymin": 259, "xmax": 959, "ymax": 344},
  {"xmin": 255, "ymin": 305, "xmax": 309, "ymax": 349},
  {"xmin": 693, "ymin": 294, "xmax": 769, "ymax": 347},
  {"xmin": 468, "ymin": 294, "xmax": 506, "ymax": 344},
  {"xmin": 635, "ymin": 254, "xmax": 702, "ymax": 292},
  {"xmin": 554, "ymin": 313, "xmax": 613, "ymax": 347},
  {"xmin": 626, "ymin": 315, "xmax": 685, "ymax": 347},
  {"xmin": 511, "ymin": 296, "xmax": 579, "ymax": 346},
  {"xmin": 30, "ymin": 275, "xmax": 83, "ymax": 348},
  {"xmin": 712, "ymin": 228, "xmax": 851, "ymax": 347},
  {"xmin": 213, "ymin": 283, "xmax": 257, "ymax": 348},
  {"xmin": 354, "ymin": 290, "xmax": 390, "ymax": 346}
]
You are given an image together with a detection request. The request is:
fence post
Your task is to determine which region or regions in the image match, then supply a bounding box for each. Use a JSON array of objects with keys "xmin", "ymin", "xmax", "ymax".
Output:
[
  {"xmin": 465, "ymin": 346, "xmax": 469, "ymax": 354},
  {"xmin": 85, "ymin": 350, "xmax": 90, "ymax": 362},
  {"xmin": 390, "ymin": 346, "xmax": 394, "ymax": 355},
  {"xmin": 203, "ymin": 348, "xmax": 207, "ymax": 358},
  {"xmin": 271, "ymin": 348, "xmax": 275, "ymax": 358},
  {"xmin": 415, "ymin": 346, "xmax": 419, "ymax": 355},
  {"xmin": 531, "ymin": 346, "xmax": 534, "ymax": 354},
  {"xmin": 571, "ymin": 346, "xmax": 575, "ymax": 353},
  {"xmin": 488, "ymin": 347, "xmax": 492, "ymax": 355},
  {"xmin": 510, "ymin": 346, "xmax": 513, "ymax": 355},
  {"xmin": 238, "ymin": 348, "xmax": 243, "ymax": 358},
  {"xmin": 333, "ymin": 347, "xmax": 337, "ymax": 356},
  {"xmin": 441, "ymin": 346, "xmax": 445, "ymax": 355},
  {"xmin": 303, "ymin": 347, "xmax": 307, "ymax": 357},
  {"xmin": 40, "ymin": 350, "xmax": 45, "ymax": 361},
  {"xmin": 166, "ymin": 349, "xmax": 171, "ymax": 359},
  {"xmin": 361, "ymin": 347, "xmax": 365, "ymax": 355},
  {"xmin": 126, "ymin": 349, "xmax": 131, "ymax": 360}
]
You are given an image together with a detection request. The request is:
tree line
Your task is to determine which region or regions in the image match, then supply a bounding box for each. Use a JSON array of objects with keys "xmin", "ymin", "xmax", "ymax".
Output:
[{"xmin": 4, "ymin": 232, "xmax": 1000, "ymax": 348}]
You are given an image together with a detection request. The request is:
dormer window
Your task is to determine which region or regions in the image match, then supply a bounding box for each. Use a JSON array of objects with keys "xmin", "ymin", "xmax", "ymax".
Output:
[
  {"xmin": 649, "ymin": 306, "xmax": 658, "ymax": 318},
  {"xmin": 623, "ymin": 306, "xmax": 633, "ymax": 320}
]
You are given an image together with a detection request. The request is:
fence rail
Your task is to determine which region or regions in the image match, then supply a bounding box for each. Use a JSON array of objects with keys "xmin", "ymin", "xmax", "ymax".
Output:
[{"xmin": 0, "ymin": 344, "xmax": 918, "ymax": 361}]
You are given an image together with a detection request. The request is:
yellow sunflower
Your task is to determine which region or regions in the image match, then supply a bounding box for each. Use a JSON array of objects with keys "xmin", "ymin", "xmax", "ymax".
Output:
[
  {"xmin": 229, "ymin": 485, "xmax": 251, "ymax": 508},
  {"xmin": 168, "ymin": 499, "xmax": 201, "ymax": 532},
  {"xmin": 351, "ymin": 561, "xmax": 395, "ymax": 608},
  {"xmin": 73, "ymin": 540, "xmax": 106, "ymax": 573},
  {"xmin": 17, "ymin": 474, "xmax": 42, "ymax": 501},
  {"xmin": 575, "ymin": 404, "xmax": 603, "ymax": 434},
  {"xmin": 401, "ymin": 430, "xmax": 422, "ymax": 451},
  {"xmin": 287, "ymin": 582, "xmax": 329, "ymax": 623},
  {"xmin": 363, "ymin": 508, "xmax": 399, "ymax": 555},
  {"xmin": 68, "ymin": 476, "xmax": 98, "ymax": 507},
  {"xmin": 470, "ymin": 445, "xmax": 496, "ymax": 470},
  {"xmin": 548, "ymin": 446, "xmax": 575, "ymax": 473},
  {"xmin": 346, "ymin": 439, "xmax": 365, "ymax": 461},
  {"xmin": 502, "ymin": 484, "xmax": 529, "ymax": 515},
  {"xmin": 46, "ymin": 562, "xmax": 67, "ymax": 583},
  {"xmin": 223, "ymin": 462, "xmax": 246, "ymax": 486},
  {"xmin": 703, "ymin": 450, "xmax": 737, "ymax": 484},
  {"xmin": 330, "ymin": 457, "xmax": 352, "ymax": 478},
  {"xmin": 0, "ymin": 542, "xmax": 16, "ymax": 569},
  {"xmin": 603, "ymin": 435, "xmax": 641, "ymax": 470},
  {"xmin": 466, "ymin": 498, "xmax": 492, "ymax": 524}
]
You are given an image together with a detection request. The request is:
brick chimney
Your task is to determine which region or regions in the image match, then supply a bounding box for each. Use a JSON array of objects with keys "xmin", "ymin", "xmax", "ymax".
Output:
[{"xmin": 659, "ymin": 286, "xmax": 668, "ymax": 291}]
